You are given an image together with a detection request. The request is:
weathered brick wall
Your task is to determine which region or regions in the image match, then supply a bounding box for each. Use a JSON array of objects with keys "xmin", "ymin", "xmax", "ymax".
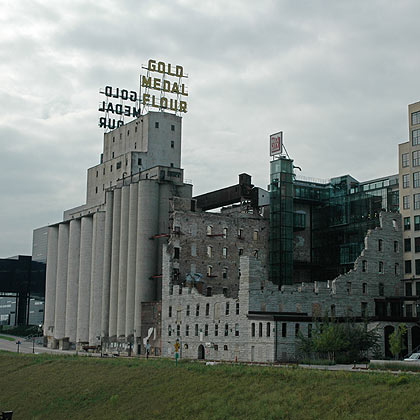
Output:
[
  {"xmin": 170, "ymin": 201, "xmax": 269, "ymax": 298},
  {"xmin": 162, "ymin": 212, "xmax": 411, "ymax": 362}
]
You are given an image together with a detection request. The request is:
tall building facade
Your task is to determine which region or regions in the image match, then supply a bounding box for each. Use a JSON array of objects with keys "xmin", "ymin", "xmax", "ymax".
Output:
[
  {"xmin": 39, "ymin": 101, "xmax": 420, "ymax": 361},
  {"xmin": 42, "ymin": 112, "xmax": 192, "ymax": 351},
  {"xmin": 399, "ymin": 101, "xmax": 420, "ymax": 309}
]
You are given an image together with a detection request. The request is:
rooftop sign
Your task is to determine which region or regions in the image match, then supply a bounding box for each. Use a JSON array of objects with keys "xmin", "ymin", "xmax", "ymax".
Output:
[
  {"xmin": 98, "ymin": 59, "xmax": 188, "ymax": 131},
  {"xmin": 141, "ymin": 59, "xmax": 188, "ymax": 114},
  {"xmin": 270, "ymin": 131, "xmax": 283, "ymax": 156}
]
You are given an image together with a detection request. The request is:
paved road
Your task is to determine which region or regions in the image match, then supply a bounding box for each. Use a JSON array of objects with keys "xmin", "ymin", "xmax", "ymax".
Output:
[
  {"xmin": 0, "ymin": 334, "xmax": 77, "ymax": 355},
  {"xmin": 0, "ymin": 336, "xmax": 417, "ymax": 375}
]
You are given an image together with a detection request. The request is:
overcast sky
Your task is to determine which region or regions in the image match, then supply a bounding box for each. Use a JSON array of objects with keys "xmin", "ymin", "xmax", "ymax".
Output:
[{"xmin": 1, "ymin": 0, "xmax": 419, "ymax": 257}]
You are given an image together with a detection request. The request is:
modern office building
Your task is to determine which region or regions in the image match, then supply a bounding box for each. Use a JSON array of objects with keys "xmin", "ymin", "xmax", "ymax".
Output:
[{"xmin": 399, "ymin": 101, "xmax": 420, "ymax": 302}]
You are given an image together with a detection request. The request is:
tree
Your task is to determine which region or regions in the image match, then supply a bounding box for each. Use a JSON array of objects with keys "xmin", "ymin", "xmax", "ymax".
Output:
[
  {"xmin": 389, "ymin": 323, "xmax": 407, "ymax": 359},
  {"xmin": 296, "ymin": 320, "xmax": 380, "ymax": 363}
]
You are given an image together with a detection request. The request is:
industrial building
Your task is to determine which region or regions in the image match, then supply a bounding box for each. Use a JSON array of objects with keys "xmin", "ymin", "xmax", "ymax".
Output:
[
  {"xmin": 39, "ymin": 101, "xmax": 420, "ymax": 361},
  {"xmin": 0, "ymin": 255, "xmax": 45, "ymax": 326}
]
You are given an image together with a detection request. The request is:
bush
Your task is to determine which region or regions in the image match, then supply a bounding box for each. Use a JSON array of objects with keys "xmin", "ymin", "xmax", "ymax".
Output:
[{"xmin": 297, "ymin": 319, "xmax": 380, "ymax": 363}]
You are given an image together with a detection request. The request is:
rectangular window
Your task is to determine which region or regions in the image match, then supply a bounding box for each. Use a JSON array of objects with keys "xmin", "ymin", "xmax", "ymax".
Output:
[
  {"xmin": 238, "ymin": 248, "xmax": 244, "ymax": 256},
  {"xmin": 414, "ymin": 194, "xmax": 420, "ymax": 210},
  {"xmin": 415, "ymin": 237, "xmax": 420, "ymax": 253},
  {"xmin": 378, "ymin": 239, "xmax": 383, "ymax": 251},
  {"xmin": 308, "ymin": 324, "xmax": 312, "ymax": 338},
  {"xmin": 186, "ymin": 305, "xmax": 190, "ymax": 316},
  {"xmin": 207, "ymin": 245, "xmax": 213, "ymax": 257},
  {"xmin": 235, "ymin": 323, "xmax": 239, "ymax": 337},
  {"xmin": 225, "ymin": 302, "xmax": 230, "ymax": 316},
  {"xmin": 177, "ymin": 325, "xmax": 180, "ymax": 336},
  {"xmin": 222, "ymin": 247, "xmax": 228, "ymax": 258},
  {"xmin": 362, "ymin": 260, "xmax": 367, "ymax": 272},
  {"xmin": 191, "ymin": 243, "xmax": 197, "ymax": 257},
  {"xmin": 196, "ymin": 304, "xmax": 200, "ymax": 316},
  {"xmin": 238, "ymin": 228, "xmax": 243, "ymax": 239},
  {"xmin": 215, "ymin": 324, "xmax": 218, "ymax": 336},
  {"xmin": 138, "ymin": 158, "xmax": 142, "ymax": 165},
  {"xmin": 414, "ymin": 172, "xmax": 420, "ymax": 188},
  {"xmin": 379, "ymin": 283, "xmax": 384, "ymax": 296},
  {"xmin": 416, "ymin": 216, "xmax": 420, "ymax": 231},
  {"xmin": 405, "ymin": 282, "xmax": 412, "ymax": 297},
  {"xmin": 259, "ymin": 322, "xmax": 263, "ymax": 337},
  {"xmin": 403, "ymin": 195, "xmax": 410, "ymax": 209},
  {"xmin": 295, "ymin": 323, "xmax": 300, "ymax": 337},
  {"xmin": 361, "ymin": 302, "xmax": 368, "ymax": 318},
  {"xmin": 155, "ymin": 122, "xmax": 159, "ymax": 128},
  {"xmin": 171, "ymin": 124, "xmax": 175, "ymax": 131},
  {"xmin": 379, "ymin": 261, "xmax": 384, "ymax": 273},
  {"xmin": 413, "ymin": 129, "xmax": 420, "ymax": 146},
  {"xmin": 266, "ymin": 322, "xmax": 271, "ymax": 337},
  {"xmin": 413, "ymin": 150, "xmax": 420, "ymax": 167},
  {"xmin": 405, "ymin": 238, "xmax": 411, "ymax": 252},
  {"xmin": 406, "ymin": 304, "xmax": 413, "ymax": 317},
  {"xmin": 251, "ymin": 323, "xmax": 255, "ymax": 337},
  {"xmin": 416, "ymin": 282, "xmax": 420, "ymax": 296},
  {"xmin": 416, "ymin": 259, "xmax": 420, "ymax": 276},
  {"xmin": 224, "ymin": 324, "xmax": 229, "ymax": 336},
  {"xmin": 205, "ymin": 324, "xmax": 208, "ymax": 336},
  {"xmin": 362, "ymin": 283, "xmax": 367, "ymax": 294},
  {"xmin": 223, "ymin": 227, "xmax": 228, "ymax": 238},
  {"xmin": 171, "ymin": 140, "xmax": 174, "ymax": 148},
  {"xmin": 412, "ymin": 111, "xmax": 420, "ymax": 126},
  {"xmin": 394, "ymin": 241, "xmax": 399, "ymax": 252},
  {"xmin": 185, "ymin": 324, "xmax": 189, "ymax": 336},
  {"xmin": 404, "ymin": 217, "xmax": 411, "ymax": 231},
  {"xmin": 282, "ymin": 323, "xmax": 287, "ymax": 338},
  {"xmin": 236, "ymin": 302, "xmax": 239, "ymax": 315},
  {"xmin": 402, "ymin": 153, "xmax": 409, "ymax": 168},
  {"xmin": 346, "ymin": 281, "xmax": 352, "ymax": 294},
  {"xmin": 168, "ymin": 306, "xmax": 172, "ymax": 317},
  {"xmin": 405, "ymin": 260, "xmax": 412, "ymax": 274},
  {"xmin": 195, "ymin": 324, "xmax": 198, "ymax": 336},
  {"xmin": 174, "ymin": 247, "xmax": 180, "ymax": 259},
  {"xmin": 223, "ymin": 267, "xmax": 228, "ymax": 279},
  {"xmin": 253, "ymin": 231, "xmax": 258, "ymax": 241},
  {"xmin": 403, "ymin": 174, "xmax": 410, "ymax": 188}
]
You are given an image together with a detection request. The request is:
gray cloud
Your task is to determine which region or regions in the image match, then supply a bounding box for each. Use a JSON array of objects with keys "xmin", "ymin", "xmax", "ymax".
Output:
[{"xmin": 1, "ymin": 0, "xmax": 419, "ymax": 256}]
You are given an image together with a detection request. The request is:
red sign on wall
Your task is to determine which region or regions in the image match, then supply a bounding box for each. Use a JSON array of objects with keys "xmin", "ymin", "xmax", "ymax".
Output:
[{"xmin": 270, "ymin": 131, "xmax": 283, "ymax": 156}]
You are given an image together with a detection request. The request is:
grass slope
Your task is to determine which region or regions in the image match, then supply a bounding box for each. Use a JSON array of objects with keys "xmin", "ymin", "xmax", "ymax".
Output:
[{"xmin": 0, "ymin": 352, "xmax": 419, "ymax": 420}]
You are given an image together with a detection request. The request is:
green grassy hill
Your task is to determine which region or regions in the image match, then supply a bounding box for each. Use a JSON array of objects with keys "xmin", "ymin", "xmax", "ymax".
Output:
[{"xmin": 0, "ymin": 352, "xmax": 419, "ymax": 420}]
